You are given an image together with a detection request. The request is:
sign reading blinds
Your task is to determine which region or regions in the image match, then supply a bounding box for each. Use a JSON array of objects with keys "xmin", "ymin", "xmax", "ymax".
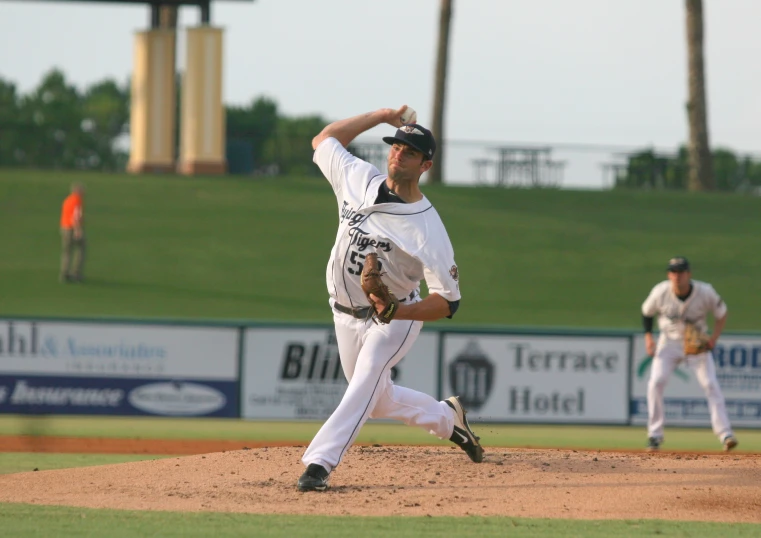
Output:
[
  {"xmin": 442, "ymin": 334, "xmax": 630, "ymax": 423},
  {"xmin": 241, "ymin": 328, "xmax": 438, "ymax": 419},
  {"xmin": 630, "ymin": 334, "xmax": 761, "ymax": 427}
]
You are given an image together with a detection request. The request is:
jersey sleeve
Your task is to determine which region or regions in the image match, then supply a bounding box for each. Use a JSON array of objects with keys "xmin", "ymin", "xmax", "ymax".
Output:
[
  {"xmin": 417, "ymin": 215, "xmax": 461, "ymax": 303},
  {"xmin": 313, "ymin": 137, "xmax": 381, "ymax": 199},
  {"xmin": 641, "ymin": 283, "xmax": 662, "ymax": 317},
  {"xmin": 422, "ymin": 263, "xmax": 461, "ymax": 303},
  {"xmin": 706, "ymin": 284, "xmax": 728, "ymax": 319}
]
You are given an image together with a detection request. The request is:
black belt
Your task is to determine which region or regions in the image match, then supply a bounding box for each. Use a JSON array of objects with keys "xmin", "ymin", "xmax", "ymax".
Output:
[
  {"xmin": 333, "ymin": 303, "xmax": 372, "ymax": 319},
  {"xmin": 334, "ymin": 292, "xmax": 416, "ymax": 319}
]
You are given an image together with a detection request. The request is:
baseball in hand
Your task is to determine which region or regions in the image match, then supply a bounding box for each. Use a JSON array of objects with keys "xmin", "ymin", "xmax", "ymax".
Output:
[{"xmin": 400, "ymin": 107, "xmax": 417, "ymax": 124}]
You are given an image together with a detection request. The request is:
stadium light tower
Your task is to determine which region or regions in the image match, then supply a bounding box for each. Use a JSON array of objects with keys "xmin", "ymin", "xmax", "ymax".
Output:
[{"xmin": 15, "ymin": 0, "xmax": 254, "ymax": 175}]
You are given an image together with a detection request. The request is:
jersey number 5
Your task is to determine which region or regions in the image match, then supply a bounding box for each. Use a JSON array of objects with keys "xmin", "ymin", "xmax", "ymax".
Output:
[{"xmin": 347, "ymin": 251, "xmax": 382, "ymax": 275}]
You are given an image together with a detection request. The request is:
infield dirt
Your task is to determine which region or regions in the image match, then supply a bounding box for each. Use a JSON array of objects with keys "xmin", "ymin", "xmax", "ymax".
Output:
[{"xmin": 0, "ymin": 437, "xmax": 760, "ymax": 522}]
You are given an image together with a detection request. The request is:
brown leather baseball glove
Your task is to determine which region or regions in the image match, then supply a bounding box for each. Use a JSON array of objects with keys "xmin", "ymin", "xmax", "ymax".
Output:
[
  {"xmin": 684, "ymin": 322, "xmax": 711, "ymax": 355},
  {"xmin": 360, "ymin": 253, "xmax": 400, "ymax": 324}
]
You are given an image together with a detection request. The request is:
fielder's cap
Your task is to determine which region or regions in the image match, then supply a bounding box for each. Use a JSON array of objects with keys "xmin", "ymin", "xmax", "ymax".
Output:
[
  {"xmin": 382, "ymin": 124, "xmax": 436, "ymax": 160},
  {"xmin": 667, "ymin": 256, "xmax": 690, "ymax": 272}
]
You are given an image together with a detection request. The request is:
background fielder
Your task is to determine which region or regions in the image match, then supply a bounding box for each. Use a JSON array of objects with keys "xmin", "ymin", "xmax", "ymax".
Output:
[
  {"xmin": 297, "ymin": 105, "xmax": 484, "ymax": 492},
  {"xmin": 641, "ymin": 256, "xmax": 738, "ymax": 452}
]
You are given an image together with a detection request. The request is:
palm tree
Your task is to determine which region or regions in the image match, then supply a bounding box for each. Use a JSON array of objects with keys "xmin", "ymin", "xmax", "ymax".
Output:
[
  {"xmin": 685, "ymin": 0, "xmax": 714, "ymax": 191},
  {"xmin": 429, "ymin": 0, "xmax": 454, "ymax": 184},
  {"xmin": 159, "ymin": 5, "xmax": 180, "ymax": 161},
  {"xmin": 159, "ymin": 5, "xmax": 178, "ymax": 29}
]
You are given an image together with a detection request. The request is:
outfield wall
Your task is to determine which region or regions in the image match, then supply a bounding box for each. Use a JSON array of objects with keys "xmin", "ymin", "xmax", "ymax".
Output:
[{"xmin": 1, "ymin": 318, "xmax": 759, "ymax": 427}]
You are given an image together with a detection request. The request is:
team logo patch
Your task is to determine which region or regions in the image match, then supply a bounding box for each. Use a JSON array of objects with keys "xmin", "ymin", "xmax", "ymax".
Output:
[{"xmin": 449, "ymin": 265, "xmax": 459, "ymax": 281}]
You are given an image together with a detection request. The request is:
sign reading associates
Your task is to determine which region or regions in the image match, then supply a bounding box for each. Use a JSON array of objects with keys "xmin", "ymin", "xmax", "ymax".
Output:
[
  {"xmin": 442, "ymin": 334, "xmax": 630, "ymax": 424},
  {"xmin": 0, "ymin": 320, "xmax": 239, "ymax": 417},
  {"xmin": 0, "ymin": 320, "xmax": 237, "ymax": 379}
]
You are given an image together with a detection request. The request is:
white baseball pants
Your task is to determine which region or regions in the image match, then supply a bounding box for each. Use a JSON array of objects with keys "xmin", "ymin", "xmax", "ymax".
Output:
[
  {"xmin": 301, "ymin": 305, "xmax": 455, "ymax": 473},
  {"xmin": 647, "ymin": 337, "xmax": 733, "ymax": 441}
]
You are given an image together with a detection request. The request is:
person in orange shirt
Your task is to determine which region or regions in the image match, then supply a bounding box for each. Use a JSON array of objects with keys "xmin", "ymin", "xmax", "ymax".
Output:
[{"xmin": 60, "ymin": 183, "xmax": 86, "ymax": 283}]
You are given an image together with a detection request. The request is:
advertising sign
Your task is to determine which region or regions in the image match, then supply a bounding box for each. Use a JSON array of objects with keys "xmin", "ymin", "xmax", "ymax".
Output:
[
  {"xmin": 0, "ymin": 320, "xmax": 238, "ymax": 379},
  {"xmin": 630, "ymin": 334, "xmax": 761, "ymax": 427},
  {"xmin": 0, "ymin": 375, "xmax": 238, "ymax": 417},
  {"xmin": 241, "ymin": 327, "xmax": 438, "ymax": 419},
  {"xmin": 442, "ymin": 333, "xmax": 630, "ymax": 423},
  {"xmin": 0, "ymin": 320, "xmax": 239, "ymax": 417}
]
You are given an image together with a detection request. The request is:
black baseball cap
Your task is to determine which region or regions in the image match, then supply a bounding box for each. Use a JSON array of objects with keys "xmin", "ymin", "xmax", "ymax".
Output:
[
  {"xmin": 667, "ymin": 256, "xmax": 690, "ymax": 272},
  {"xmin": 382, "ymin": 124, "xmax": 436, "ymax": 160}
]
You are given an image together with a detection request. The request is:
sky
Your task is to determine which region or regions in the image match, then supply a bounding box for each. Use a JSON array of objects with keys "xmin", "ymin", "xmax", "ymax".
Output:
[{"xmin": 1, "ymin": 0, "xmax": 759, "ymax": 188}]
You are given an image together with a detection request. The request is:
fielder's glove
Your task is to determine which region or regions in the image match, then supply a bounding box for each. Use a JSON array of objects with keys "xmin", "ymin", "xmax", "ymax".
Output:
[
  {"xmin": 684, "ymin": 322, "xmax": 711, "ymax": 355},
  {"xmin": 360, "ymin": 253, "xmax": 399, "ymax": 324}
]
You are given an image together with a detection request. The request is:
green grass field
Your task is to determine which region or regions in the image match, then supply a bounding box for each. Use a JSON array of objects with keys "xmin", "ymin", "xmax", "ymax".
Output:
[
  {"xmin": 2, "ymin": 169, "xmax": 761, "ymax": 536},
  {"xmin": 1, "ymin": 415, "xmax": 761, "ymax": 463},
  {"xmin": 2, "ymin": 169, "xmax": 761, "ymax": 329},
  {"xmin": 3, "ymin": 505, "xmax": 758, "ymax": 538}
]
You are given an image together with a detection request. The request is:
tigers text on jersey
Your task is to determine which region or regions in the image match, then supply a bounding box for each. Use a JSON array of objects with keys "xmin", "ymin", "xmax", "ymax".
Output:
[
  {"xmin": 313, "ymin": 137, "xmax": 461, "ymax": 310},
  {"xmin": 641, "ymin": 280, "xmax": 727, "ymax": 341}
]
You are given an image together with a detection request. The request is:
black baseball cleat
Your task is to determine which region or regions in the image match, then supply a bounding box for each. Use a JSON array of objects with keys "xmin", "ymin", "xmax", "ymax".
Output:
[
  {"xmin": 445, "ymin": 396, "xmax": 484, "ymax": 463},
  {"xmin": 646, "ymin": 437, "xmax": 662, "ymax": 452},
  {"xmin": 297, "ymin": 463, "xmax": 330, "ymax": 492}
]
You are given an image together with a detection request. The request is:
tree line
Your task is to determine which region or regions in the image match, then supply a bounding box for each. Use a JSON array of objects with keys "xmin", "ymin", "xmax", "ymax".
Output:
[
  {"xmin": 0, "ymin": 69, "xmax": 328, "ymax": 176},
  {"xmin": 2, "ymin": 63, "xmax": 759, "ymax": 191},
  {"xmin": 614, "ymin": 147, "xmax": 761, "ymax": 192}
]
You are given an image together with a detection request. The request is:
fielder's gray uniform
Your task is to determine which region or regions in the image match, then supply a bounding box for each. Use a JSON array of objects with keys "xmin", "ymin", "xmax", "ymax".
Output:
[{"xmin": 641, "ymin": 280, "xmax": 734, "ymax": 441}]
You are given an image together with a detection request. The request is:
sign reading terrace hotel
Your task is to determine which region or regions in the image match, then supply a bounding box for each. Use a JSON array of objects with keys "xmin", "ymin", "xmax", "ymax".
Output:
[{"xmin": 442, "ymin": 334, "xmax": 630, "ymax": 424}]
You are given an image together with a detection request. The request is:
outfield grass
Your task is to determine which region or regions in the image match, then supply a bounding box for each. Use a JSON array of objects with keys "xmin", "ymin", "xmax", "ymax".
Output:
[
  {"xmin": 2, "ymin": 505, "xmax": 758, "ymax": 538},
  {"xmin": 1, "ymin": 415, "xmax": 759, "ymax": 467},
  {"xmin": 2, "ymin": 169, "xmax": 761, "ymax": 329},
  {"xmin": 2, "ymin": 170, "xmax": 760, "ymax": 535}
]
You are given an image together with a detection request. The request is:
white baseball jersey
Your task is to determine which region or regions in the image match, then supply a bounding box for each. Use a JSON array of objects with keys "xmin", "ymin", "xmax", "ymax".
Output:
[
  {"xmin": 313, "ymin": 137, "xmax": 461, "ymax": 309},
  {"xmin": 301, "ymin": 136, "xmax": 462, "ymax": 474},
  {"xmin": 641, "ymin": 280, "xmax": 727, "ymax": 341}
]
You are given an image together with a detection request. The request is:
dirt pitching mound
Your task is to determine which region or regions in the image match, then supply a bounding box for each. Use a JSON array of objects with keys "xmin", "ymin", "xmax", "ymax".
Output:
[{"xmin": 1, "ymin": 445, "xmax": 760, "ymax": 521}]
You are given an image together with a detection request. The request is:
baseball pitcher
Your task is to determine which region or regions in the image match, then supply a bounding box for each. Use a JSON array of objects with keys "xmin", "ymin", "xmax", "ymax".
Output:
[
  {"xmin": 641, "ymin": 256, "xmax": 737, "ymax": 452},
  {"xmin": 297, "ymin": 106, "xmax": 484, "ymax": 492}
]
